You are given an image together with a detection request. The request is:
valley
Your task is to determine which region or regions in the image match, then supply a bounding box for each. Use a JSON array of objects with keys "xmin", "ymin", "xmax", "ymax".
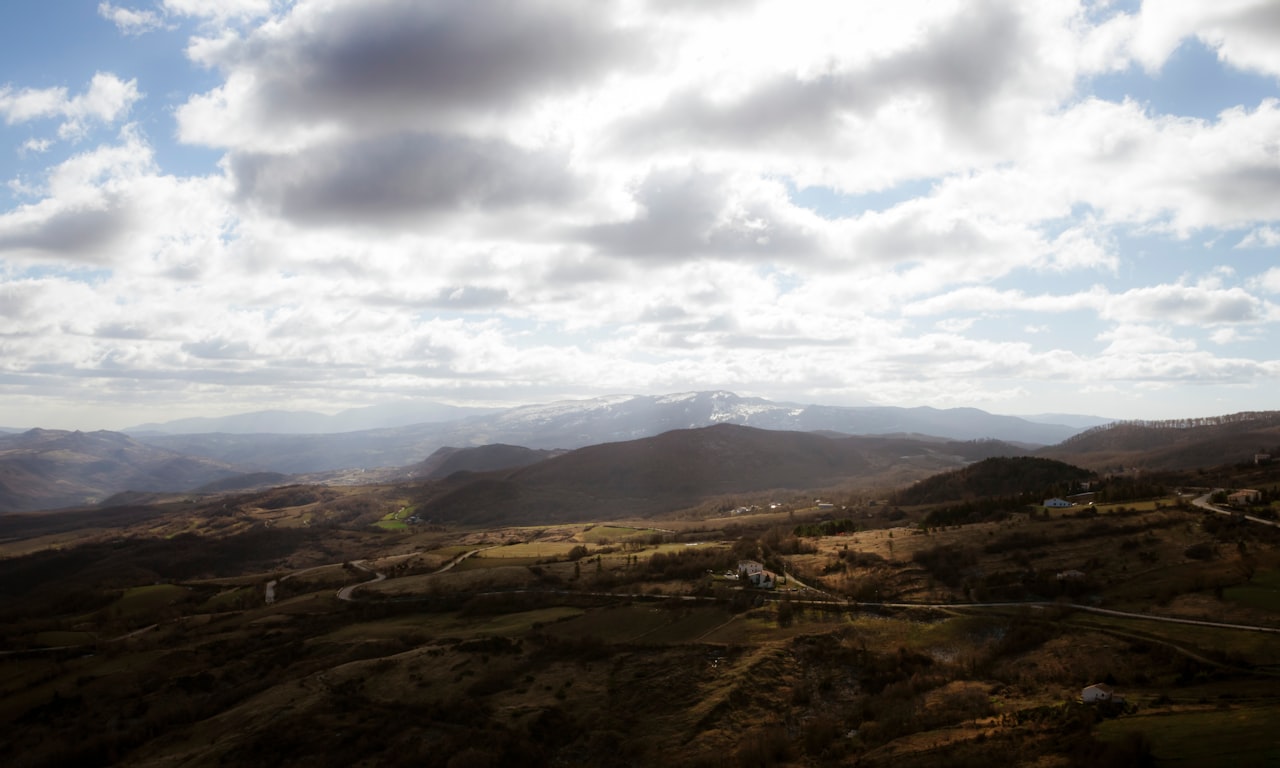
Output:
[{"xmin": 2, "ymin": 406, "xmax": 1280, "ymax": 766}]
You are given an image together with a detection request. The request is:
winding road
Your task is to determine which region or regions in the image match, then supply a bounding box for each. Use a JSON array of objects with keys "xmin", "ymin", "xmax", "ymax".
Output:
[
  {"xmin": 1192, "ymin": 492, "xmax": 1280, "ymax": 529},
  {"xmin": 336, "ymin": 561, "xmax": 386, "ymax": 602}
]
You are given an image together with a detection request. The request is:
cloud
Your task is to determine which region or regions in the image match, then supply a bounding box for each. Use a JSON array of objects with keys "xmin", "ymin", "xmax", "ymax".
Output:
[
  {"xmin": 1237, "ymin": 226, "xmax": 1280, "ymax": 248},
  {"xmin": 4, "ymin": 0, "xmax": 1280, "ymax": 428},
  {"xmin": 579, "ymin": 168, "xmax": 821, "ymax": 262},
  {"xmin": 0, "ymin": 130, "xmax": 234, "ymax": 271},
  {"xmin": 610, "ymin": 0, "xmax": 1078, "ymax": 177},
  {"xmin": 1256, "ymin": 268, "xmax": 1280, "ymax": 294},
  {"xmin": 0, "ymin": 73, "xmax": 141, "ymax": 141},
  {"xmin": 230, "ymin": 133, "xmax": 581, "ymax": 228},
  {"xmin": 1129, "ymin": 0, "xmax": 1280, "ymax": 77},
  {"xmin": 162, "ymin": 0, "xmax": 271, "ymax": 23},
  {"xmin": 178, "ymin": 0, "xmax": 648, "ymax": 149},
  {"xmin": 98, "ymin": 2, "xmax": 169, "ymax": 35},
  {"xmin": 903, "ymin": 278, "xmax": 1271, "ymax": 329}
]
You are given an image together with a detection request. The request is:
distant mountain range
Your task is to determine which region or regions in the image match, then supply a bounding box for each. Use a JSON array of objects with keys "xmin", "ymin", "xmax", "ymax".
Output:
[
  {"xmin": 126, "ymin": 391, "xmax": 1106, "ymax": 474},
  {"xmin": 125, "ymin": 402, "xmax": 502, "ymax": 435},
  {"xmin": 3, "ymin": 399, "xmax": 1279, "ymax": 517},
  {"xmin": 0, "ymin": 391, "xmax": 1121, "ymax": 514},
  {"xmin": 0, "ymin": 429, "xmax": 240, "ymax": 513}
]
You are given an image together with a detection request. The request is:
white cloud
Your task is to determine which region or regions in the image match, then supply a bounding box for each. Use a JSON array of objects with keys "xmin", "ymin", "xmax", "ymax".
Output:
[
  {"xmin": 1256, "ymin": 268, "xmax": 1280, "ymax": 294},
  {"xmin": 98, "ymin": 2, "xmax": 168, "ymax": 35},
  {"xmin": 4, "ymin": 0, "xmax": 1280, "ymax": 427},
  {"xmin": 162, "ymin": 0, "xmax": 271, "ymax": 23},
  {"xmin": 1238, "ymin": 226, "xmax": 1280, "ymax": 248},
  {"xmin": 0, "ymin": 73, "xmax": 141, "ymax": 141},
  {"xmin": 1128, "ymin": 0, "xmax": 1280, "ymax": 78}
]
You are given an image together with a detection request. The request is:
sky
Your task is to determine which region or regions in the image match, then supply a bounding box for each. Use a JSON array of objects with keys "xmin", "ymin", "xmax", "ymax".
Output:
[{"xmin": 2, "ymin": 0, "xmax": 1279, "ymax": 431}]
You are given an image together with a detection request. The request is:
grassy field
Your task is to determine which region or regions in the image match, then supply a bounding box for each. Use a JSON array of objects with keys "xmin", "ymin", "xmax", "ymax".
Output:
[
  {"xmin": 1064, "ymin": 612, "xmax": 1280, "ymax": 668},
  {"xmin": 114, "ymin": 583, "xmax": 192, "ymax": 618},
  {"xmin": 1224, "ymin": 568, "xmax": 1280, "ymax": 614},
  {"xmin": 578, "ymin": 525, "xmax": 653, "ymax": 543},
  {"xmin": 317, "ymin": 607, "xmax": 584, "ymax": 643},
  {"xmin": 1096, "ymin": 705, "xmax": 1280, "ymax": 767}
]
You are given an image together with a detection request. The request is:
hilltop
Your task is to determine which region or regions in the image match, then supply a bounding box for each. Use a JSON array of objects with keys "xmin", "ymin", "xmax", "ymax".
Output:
[{"xmin": 1042, "ymin": 411, "xmax": 1280, "ymax": 471}]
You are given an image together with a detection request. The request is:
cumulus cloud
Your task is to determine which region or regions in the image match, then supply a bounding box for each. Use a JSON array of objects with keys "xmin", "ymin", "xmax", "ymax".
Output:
[
  {"xmin": 1129, "ymin": 0, "xmax": 1280, "ymax": 77},
  {"xmin": 0, "ymin": 73, "xmax": 140, "ymax": 140},
  {"xmin": 161, "ymin": 0, "xmax": 271, "ymax": 23},
  {"xmin": 230, "ymin": 134, "xmax": 581, "ymax": 228},
  {"xmin": 178, "ymin": 0, "xmax": 648, "ymax": 148},
  {"xmin": 579, "ymin": 168, "xmax": 821, "ymax": 262},
  {"xmin": 4, "ymin": 0, "xmax": 1280, "ymax": 427},
  {"xmin": 98, "ymin": 2, "xmax": 168, "ymax": 35}
]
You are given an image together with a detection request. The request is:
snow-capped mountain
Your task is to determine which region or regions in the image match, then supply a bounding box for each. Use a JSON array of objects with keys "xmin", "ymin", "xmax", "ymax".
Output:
[{"xmin": 129, "ymin": 391, "xmax": 1100, "ymax": 474}]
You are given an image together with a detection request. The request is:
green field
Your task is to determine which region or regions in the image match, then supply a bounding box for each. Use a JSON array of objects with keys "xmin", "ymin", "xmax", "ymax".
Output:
[
  {"xmin": 115, "ymin": 584, "xmax": 191, "ymax": 618},
  {"xmin": 478, "ymin": 541, "xmax": 580, "ymax": 559},
  {"xmin": 579, "ymin": 525, "xmax": 653, "ymax": 543},
  {"xmin": 1097, "ymin": 705, "xmax": 1280, "ymax": 767},
  {"xmin": 317, "ymin": 607, "xmax": 584, "ymax": 643},
  {"xmin": 1224, "ymin": 569, "xmax": 1280, "ymax": 614}
]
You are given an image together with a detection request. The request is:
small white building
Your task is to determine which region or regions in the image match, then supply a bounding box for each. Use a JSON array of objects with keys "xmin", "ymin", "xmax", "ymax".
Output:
[
  {"xmin": 737, "ymin": 560, "xmax": 776, "ymax": 589},
  {"xmin": 1082, "ymin": 683, "xmax": 1122, "ymax": 704},
  {"xmin": 1044, "ymin": 498, "xmax": 1073, "ymax": 508},
  {"xmin": 1229, "ymin": 489, "xmax": 1262, "ymax": 505}
]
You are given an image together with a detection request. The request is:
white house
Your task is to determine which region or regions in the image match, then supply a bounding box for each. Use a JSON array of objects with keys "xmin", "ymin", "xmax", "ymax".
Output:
[
  {"xmin": 1229, "ymin": 489, "xmax": 1262, "ymax": 505},
  {"xmin": 737, "ymin": 560, "xmax": 777, "ymax": 589},
  {"xmin": 1082, "ymin": 683, "xmax": 1122, "ymax": 703},
  {"xmin": 1044, "ymin": 498, "xmax": 1073, "ymax": 508}
]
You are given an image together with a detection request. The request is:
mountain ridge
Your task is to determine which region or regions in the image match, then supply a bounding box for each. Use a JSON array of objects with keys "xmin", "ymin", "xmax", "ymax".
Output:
[{"xmin": 127, "ymin": 391, "xmax": 1101, "ymax": 473}]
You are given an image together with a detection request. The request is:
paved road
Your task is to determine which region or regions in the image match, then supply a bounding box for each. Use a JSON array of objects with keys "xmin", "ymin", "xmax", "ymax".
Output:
[
  {"xmin": 335, "ymin": 561, "xmax": 386, "ymax": 602},
  {"xmin": 432, "ymin": 545, "xmax": 502, "ymax": 574},
  {"xmin": 1192, "ymin": 492, "xmax": 1280, "ymax": 529}
]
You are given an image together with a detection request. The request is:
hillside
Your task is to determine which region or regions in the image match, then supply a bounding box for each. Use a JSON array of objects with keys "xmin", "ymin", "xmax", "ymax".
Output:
[
  {"xmin": 0, "ymin": 429, "xmax": 242, "ymax": 513},
  {"xmin": 893, "ymin": 456, "xmax": 1095, "ymax": 506},
  {"xmin": 412, "ymin": 425, "xmax": 1033, "ymax": 524},
  {"xmin": 1042, "ymin": 411, "xmax": 1280, "ymax": 471},
  {"xmin": 409, "ymin": 444, "xmax": 562, "ymax": 480}
]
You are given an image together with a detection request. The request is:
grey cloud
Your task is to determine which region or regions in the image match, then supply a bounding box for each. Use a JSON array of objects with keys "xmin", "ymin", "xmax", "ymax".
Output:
[
  {"xmin": 1133, "ymin": 291, "xmax": 1262, "ymax": 325},
  {"xmin": 1200, "ymin": 163, "xmax": 1280, "ymax": 222},
  {"xmin": 579, "ymin": 168, "xmax": 817, "ymax": 261},
  {"xmin": 370, "ymin": 285, "xmax": 512, "ymax": 310},
  {"xmin": 182, "ymin": 338, "xmax": 258, "ymax": 360},
  {"xmin": 851, "ymin": 209, "xmax": 997, "ymax": 265},
  {"xmin": 0, "ymin": 202, "xmax": 133, "ymax": 262},
  {"xmin": 231, "ymin": 133, "xmax": 580, "ymax": 226},
  {"xmin": 227, "ymin": 0, "xmax": 647, "ymax": 132}
]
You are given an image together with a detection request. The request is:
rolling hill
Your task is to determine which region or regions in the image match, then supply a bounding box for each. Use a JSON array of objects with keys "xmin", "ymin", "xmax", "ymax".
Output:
[
  {"xmin": 411, "ymin": 424, "xmax": 1035, "ymax": 524},
  {"xmin": 892, "ymin": 456, "xmax": 1095, "ymax": 507},
  {"xmin": 0, "ymin": 429, "xmax": 243, "ymax": 513},
  {"xmin": 1040, "ymin": 411, "xmax": 1280, "ymax": 471}
]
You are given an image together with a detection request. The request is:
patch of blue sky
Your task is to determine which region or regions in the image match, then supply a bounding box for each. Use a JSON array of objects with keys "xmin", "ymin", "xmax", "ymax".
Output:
[
  {"xmin": 1083, "ymin": 0, "xmax": 1139, "ymax": 24},
  {"xmin": 757, "ymin": 265, "xmax": 803, "ymax": 296},
  {"xmin": 0, "ymin": 1, "xmax": 223, "ymax": 185},
  {"xmin": 1087, "ymin": 38, "xmax": 1280, "ymax": 120},
  {"xmin": 785, "ymin": 177, "xmax": 938, "ymax": 220},
  {"xmin": 11, "ymin": 263, "xmax": 114, "ymax": 284}
]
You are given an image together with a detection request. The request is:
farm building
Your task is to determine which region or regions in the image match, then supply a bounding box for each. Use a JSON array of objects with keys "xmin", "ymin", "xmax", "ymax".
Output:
[
  {"xmin": 1043, "ymin": 498, "xmax": 1073, "ymax": 508},
  {"xmin": 1229, "ymin": 489, "xmax": 1262, "ymax": 505},
  {"xmin": 737, "ymin": 560, "xmax": 777, "ymax": 589},
  {"xmin": 1082, "ymin": 683, "xmax": 1123, "ymax": 703}
]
